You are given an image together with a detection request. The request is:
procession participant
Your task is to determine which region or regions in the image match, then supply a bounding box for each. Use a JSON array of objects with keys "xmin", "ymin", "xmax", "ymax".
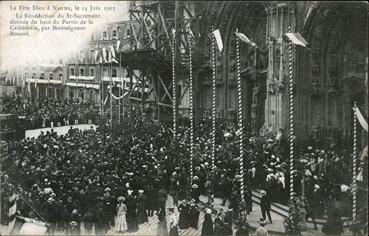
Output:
[
  {"xmin": 223, "ymin": 208, "xmax": 233, "ymax": 235},
  {"xmin": 178, "ymin": 199, "xmax": 190, "ymax": 229},
  {"xmin": 69, "ymin": 209, "xmax": 81, "ymax": 235},
  {"xmin": 201, "ymin": 208, "xmax": 214, "ymax": 236},
  {"xmin": 115, "ymin": 196, "xmax": 128, "ymax": 233},
  {"xmin": 260, "ymin": 190, "xmax": 272, "ymax": 224},
  {"xmin": 137, "ymin": 189, "xmax": 148, "ymax": 223},
  {"xmin": 214, "ymin": 210, "xmax": 226, "ymax": 236},
  {"xmin": 157, "ymin": 207, "xmax": 168, "ymax": 236},
  {"xmin": 255, "ymin": 218, "xmax": 268, "ymax": 236},
  {"xmin": 236, "ymin": 213, "xmax": 250, "ymax": 236},
  {"xmin": 168, "ymin": 208, "xmax": 179, "ymax": 236},
  {"xmin": 82, "ymin": 209, "xmax": 96, "ymax": 235},
  {"xmin": 188, "ymin": 200, "xmax": 199, "ymax": 229},
  {"xmin": 126, "ymin": 190, "xmax": 139, "ymax": 232}
]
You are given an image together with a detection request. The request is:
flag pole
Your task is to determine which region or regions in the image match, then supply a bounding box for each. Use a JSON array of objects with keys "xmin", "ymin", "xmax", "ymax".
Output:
[
  {"xmin": 236, "ymin": 29, "xmax": 245, "ymax": 204},
  {"xmin": 110, "ymin": 62, "xmax": 113, "ymax": 128},
  {"xmin": 172, "ymin": 30, "xmax": 177, "ymax": 139},
  {"xmin": 211, "ymin": 25, "xmax": 217, "ymax": 204},
  {"xmin": 352, "ymin": 101, "xmax": 357, "ymax": 222},
  {"xmin": 189, "ymin": 35, "xmax": 194, "ymax": 190},
  {"xmin": 288, "ymin": 26, "xmax": 295, "ymax": 202}
]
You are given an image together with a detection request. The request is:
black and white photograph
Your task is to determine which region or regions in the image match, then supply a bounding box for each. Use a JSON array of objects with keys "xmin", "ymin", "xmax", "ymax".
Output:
[{"xmin": 0, "ymin": 1, "xmax": 368, "ymax": 235}]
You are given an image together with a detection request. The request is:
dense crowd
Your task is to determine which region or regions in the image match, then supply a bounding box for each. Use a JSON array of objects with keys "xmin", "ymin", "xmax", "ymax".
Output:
[
  {"xmin": 1, "ymin": 113, "xmax": 366, "ymax": 235},
  {"xmin": 2, "ymin": 94, "xmax": 99, "ymax": 129}
]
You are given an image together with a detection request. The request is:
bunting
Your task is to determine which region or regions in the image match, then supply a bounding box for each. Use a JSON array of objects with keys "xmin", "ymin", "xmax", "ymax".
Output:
[
  {"xmin": 285, "ymin": 32, "xmax": 308, "ymax": 47},
  {"xmin": 235, "ymin": 32, "xmax": 257, "ymax": 47},
  {"xmin": 212, "ymin": 29, "xmax": 223, "ymax": 53}
]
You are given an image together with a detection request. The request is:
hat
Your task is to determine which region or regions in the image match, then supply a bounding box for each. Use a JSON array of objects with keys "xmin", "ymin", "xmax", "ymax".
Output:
[
  {"xmin": 314, "ymin": 184, "xmax": 320, "ymax": 190},
  {"xmin": 206, "ymin": 208, "xmax": 212, "ymax": 214},
  {"xmin": 138, "ymin": 189, "xmax": 144, "ymax": 194},
  {"xmin": 192, "ymin": 184, "xmax": 198, "ymax": 189},
  {"xmin": 104, "ymin": 187, "xmax": 111, "ymax": 192},
  {"xmin": 47, "ymin": 197, "xmax": 54, "ymax": 203},
  {"xmin": 70, "ymin": 221, "xmax": 77, "ymax": 226},
  {"xmin": 193, "ymin": 176, "xmax": 199, "ymax": 180},
  {"xmin": 258, "ymin": 218, "xmax": 267, "ymax": 225},
  {"xmin": 117, "ymin": 196, "xmax": 125, "ymax": 202},
  {"xmin": 260, "ymin": 190, "xmax": 267, "ymax": 196},
  {"xmin": 128, "ymin": 190, "xmax": 133, "ymax": 195}
]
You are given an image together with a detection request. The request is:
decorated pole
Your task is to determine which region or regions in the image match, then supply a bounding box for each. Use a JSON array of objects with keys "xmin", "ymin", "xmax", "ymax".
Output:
[
  {"xmin": 110, "ymin": 62, "xmax": 113, "ymax": 127},
  {"xmin": 211, "ymin": 25, "xmax": 216, "ymax": 173},
  {"xmin": 100, "ymin": 64, "xmax": 104, "ymax": 119},
  {"xmin": 189, "ymin": 35, "xmax": 194, "ymax": 187},
  {"xmin": 117, "ymin": 54, "xmax": 121, "ymax": 124},
  {"xmin": 172, "ymin": 30, "xmax": 177, "ymax": 139},
  {"xmin": 288, "ymin": 26, "xmax": 294, "ymax": 201},
  {"xmin": 235, "ymin": 30, "xmax": 244, "ymax": 203},
  {"xmin": 352, "ymin": 101, "xmax": 358, "ymax": 222}
]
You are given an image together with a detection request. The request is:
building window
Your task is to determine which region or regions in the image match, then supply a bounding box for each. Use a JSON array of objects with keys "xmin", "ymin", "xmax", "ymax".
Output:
[
  {"xmin": 103, "ymin": 68, "xmax": 108, "ymax": 77},
  {"xmin": 49, "ymin": 74, "xmax": 53, "ymax": 80},
  {"xmin": 90, "ymin": 68, "xmax": 95, "ymax": 76},
  {"xmin": 40, "ymin": 73, "xmax": 44, "ymax": 79},
  {"xmin": 80, "ymin": 50, "xmax": 84, "ymax": 58},
  {"xmin": 90, "ymin": 49, "xmax": 95, "ymax": 61},
  {"xmin": 69, "ymin": 91, "xmax": 74, "ymax": 98},
  {"xmin": 80, "ymin": 91, "xmax": 84, "ymax": 99},
  {"xmin": 80, "ymin": 68, "xmax": 85, "ymax": 76},
  {"xmin": 112, "ymin": 68, "xmax": 117, "ymax": 77},
  {"xmin": 126, "ymin": 28, "xmax": 131, "ymax": 38},
  {"xmin": 32, "ymin": 73, "xmax": 36, "ymax": 79},
  {"xmin": 103, "ymin": 31, "xmax": 107, "ymax": 39},
  {"xmin": 70, "ymin": 68, "xmax": 75, "ymax": 76},
  {"xmin": 59, "ymin": 74, "xmax": 63, "ymax": 80},
  {"xmin": 112, "ymin": 29, "xmax": 117, "ymax": 39},
  {"xmin": 25, "ymin": 73, "xmax": 28, "ymax": 79}
]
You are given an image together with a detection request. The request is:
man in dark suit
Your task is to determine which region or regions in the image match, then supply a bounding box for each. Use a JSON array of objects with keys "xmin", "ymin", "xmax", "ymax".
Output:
[{"xmin": 260, "ymin": 190, "xmax": 272, "ymax": 224}]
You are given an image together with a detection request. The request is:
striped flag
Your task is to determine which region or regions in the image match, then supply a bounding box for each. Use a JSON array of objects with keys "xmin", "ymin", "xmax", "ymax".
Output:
[
  {"xmin": 353, "ymin": 106, "xmax": 368, "ymax": 131},
  {"xmin": 285, "ymin": 32, "xmax": 308, "ymax": 47},
  {"xmin": 212, "ymin": 29, "xmax": 223, "ymax": 53},
  {"xmin": 8, "ymin": 192, "xmax": 18, "ymax": 229},
  {"xmin": 235, "ymin": 32, "xmax": 257, "ymax": 47}
]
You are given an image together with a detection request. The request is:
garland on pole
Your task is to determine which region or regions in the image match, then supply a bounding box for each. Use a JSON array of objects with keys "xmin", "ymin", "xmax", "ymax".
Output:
[
  {"xmin": 352, "ymin": 101, "xmax": 357, "ymax": 222},
  {"xmin": 235, "ymin": 31, "xmax": 244, "ymax": 203},
  {"xmin": 172, "ymin": 29, "xmax": 177, "ymax": 139},
  {"xmin": 211, "ymin": 25, "xmax": 216, "ymax": 174},
  {"xmin": 189, "ymin": 35, "xmax": 194, "ymax": 189},
  {"xmin": 288, "ymin": 25, "xmax": 295, "ymax": 201},
  {"xmin": 109, "ymin": 62, "xmax": 113, "ymax": 126}
]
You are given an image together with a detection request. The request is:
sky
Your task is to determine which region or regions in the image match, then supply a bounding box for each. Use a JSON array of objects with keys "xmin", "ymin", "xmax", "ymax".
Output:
[{"xmin": 0, "ymin": 1, "xmax": 129, "ymax": 70}]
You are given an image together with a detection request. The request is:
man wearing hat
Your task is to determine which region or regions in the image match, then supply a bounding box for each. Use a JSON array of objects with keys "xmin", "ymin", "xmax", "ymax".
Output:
[
  {"xmin": 260, "ymin": 190, "xmax": 272, "ymax": 224},
  {"xmin": 255, "ymin": 218, "xmax": 268, "ymax": 236},
  {"xmin": 191, "ymin": 184, "xmax": 200, "ymax": 203}
]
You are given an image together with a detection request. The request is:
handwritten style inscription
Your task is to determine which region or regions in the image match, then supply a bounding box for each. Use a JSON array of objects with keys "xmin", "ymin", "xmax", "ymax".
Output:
[{"xmin": 7, "ymin": 3, "xmax": 116, "ymax": 36}]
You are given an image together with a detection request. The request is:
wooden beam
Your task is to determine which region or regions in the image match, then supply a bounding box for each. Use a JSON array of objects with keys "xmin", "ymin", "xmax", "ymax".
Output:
[{"xmin": 158, "ymin": 3, "xmax": 172, "ymax": 48}]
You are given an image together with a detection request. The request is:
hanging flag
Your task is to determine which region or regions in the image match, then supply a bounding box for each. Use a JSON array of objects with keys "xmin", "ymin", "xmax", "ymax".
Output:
[
  {"xmin": 102, "ymin": 47, "xmax": 107, "ymax": 63},
  {"xmin": 353, "ymin": 106, "xmax": 368, "ymax": 131},
  {"xmin": 285, "ymin": 32, "xmax": 308, "ymax": 47},
  {"xmin": 109, "ymin": 45, "xmax": 116, "ymax": 59},
  {"xmin": 212, "ymin": 29, "xmax": 223, "ymax": 53},
  {"xmin": 94, "ymin": 50, "xmax": 100, "ymax": 62},
  {"xmin": 116, "ymin": 40, "xmax": 121, "ymax": 51},
  {"xmin": 235, "ymin": 32, "xmax": 257, "ymax": 47}
]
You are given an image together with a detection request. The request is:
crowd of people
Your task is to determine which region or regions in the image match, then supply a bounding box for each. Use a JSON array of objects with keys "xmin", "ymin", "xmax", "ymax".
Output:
[
  {"xmin": 1, "ymin": 94, "xmax": 99, "ymax": 130},
  {"xmin": 1, "ymin": 105, "xmax": 367, "ymax": 235}
]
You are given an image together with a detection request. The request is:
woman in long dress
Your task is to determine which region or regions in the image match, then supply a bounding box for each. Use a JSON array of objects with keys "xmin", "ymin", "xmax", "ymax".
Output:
[{"xmin": 115, "ymin": 196, "xmax": 128, "ymax": 233}]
